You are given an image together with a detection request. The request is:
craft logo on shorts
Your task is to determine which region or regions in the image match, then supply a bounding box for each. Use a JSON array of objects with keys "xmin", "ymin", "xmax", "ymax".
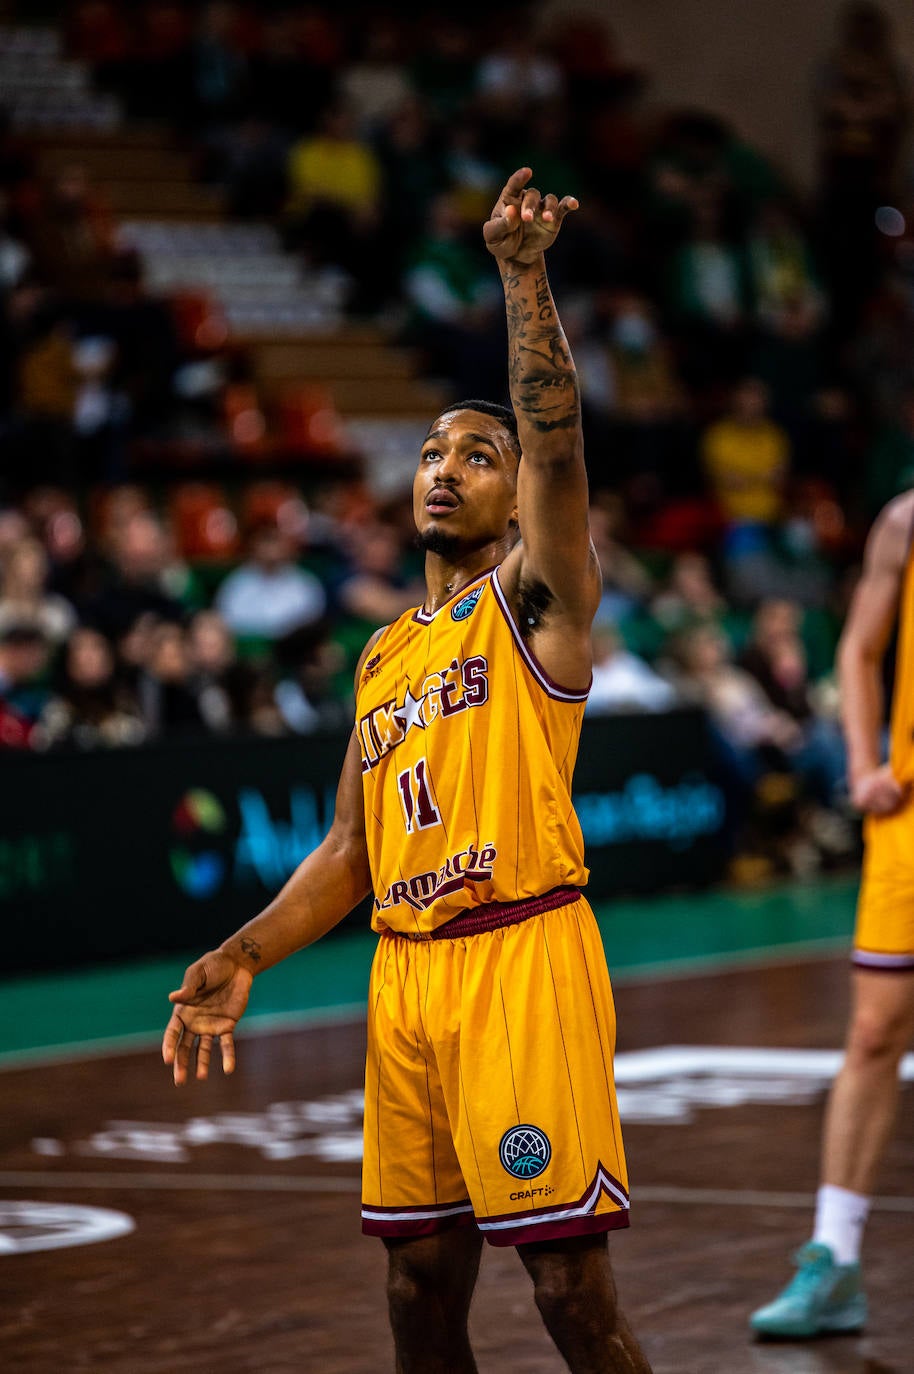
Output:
[
  {"xmin": 499, "ymin": 1124, "xmax": 552, "ymax": 1179},
  {"xmin": 452, "ymin": 585, "xmax": 484, "ymax": 621}
]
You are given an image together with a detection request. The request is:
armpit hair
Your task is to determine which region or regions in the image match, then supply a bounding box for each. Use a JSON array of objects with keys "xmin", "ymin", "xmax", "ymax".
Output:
[{"xmin": 517, "ymin": 578, "xmax": 553, "ymax": 639}]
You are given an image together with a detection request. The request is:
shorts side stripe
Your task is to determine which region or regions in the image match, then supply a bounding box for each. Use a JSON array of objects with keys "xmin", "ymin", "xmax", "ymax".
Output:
[
  {"xmin": 852, "ymin": 949, "xmax": 914, "ymax": 970},
  {"xmin": 361, "ymin": 1199, "xmax": 474, "ymax": 1222},
  {"xmin": 477, "ymin": 1162, "xmax": 630, "ymax": 1232},
  {"xmin": 361, "ymin": 1200, "xmax": 476, "ymax": 1239}
]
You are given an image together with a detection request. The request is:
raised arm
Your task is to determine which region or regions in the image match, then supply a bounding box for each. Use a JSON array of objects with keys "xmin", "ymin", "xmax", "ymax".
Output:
[
  {"xmin": 837, "ymin": 491, "xmax": 914, "ymax": 814},
  {"xmin": 483, "ymin": 168, "xmax": 601, "ymax": 684}
]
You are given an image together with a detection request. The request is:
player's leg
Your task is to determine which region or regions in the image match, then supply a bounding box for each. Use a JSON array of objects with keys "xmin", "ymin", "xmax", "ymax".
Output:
[
  {"xmin": 432, "ymin": 897, "xmax": 646, "ymax": 1362},
  {"xmin": 363, "ymin": 938, "xmax": 482, "ymax": 1365},
  {"xmin": 384, "ymin": 1228, "xmax": 483, "ymax": 1374},
  {"xmin": 820, "ymin": 967, "xmax": 914, "ymax": 1195},
  {"xmin": 518, "ymin": 1233, "xmax": 652, "ymax": 1374},
  {"xmin": 441, "ymin": 901, "xmax": 631, "ymax": 1244},
  {"xmin": 361, "ymin": 936, "xmax": 474, "ymax": 1237},
  {"xmin": 750, "ymin": 967, "xmax": 914, "ymax": 1339}
]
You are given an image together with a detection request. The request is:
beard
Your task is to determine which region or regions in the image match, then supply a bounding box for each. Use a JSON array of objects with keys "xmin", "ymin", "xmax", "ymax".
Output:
[{"xmin": 416, "ymin": 526, "xmax": 464, "ymax": 558}]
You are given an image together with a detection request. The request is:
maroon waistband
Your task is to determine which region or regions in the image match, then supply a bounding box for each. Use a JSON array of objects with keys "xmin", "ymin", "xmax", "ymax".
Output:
[{"xmin": 388, "ymin": 886, "xmax": 581, "ymax": 942}]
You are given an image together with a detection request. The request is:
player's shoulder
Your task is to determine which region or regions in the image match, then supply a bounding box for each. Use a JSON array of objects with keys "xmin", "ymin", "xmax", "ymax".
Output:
[
  {"xmin": 354, "ymin": 625, "xmax": 391, "ymax": 695},
  {"xmin": 879, "ymin": 488, "xmax": 914, "ymax": 534},
  {"xmin": 866, "ymin": 490, "xmax": 914, "ymax": 573},
  {"xmin": 874, "ymin": 489, "xmax": 914, "ymax": 548}
]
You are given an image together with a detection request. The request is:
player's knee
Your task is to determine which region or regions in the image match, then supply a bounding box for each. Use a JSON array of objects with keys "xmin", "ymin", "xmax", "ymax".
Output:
[
  {"xmin": 846, "ymin": 1004, "xmax": 911, "ymax": 1066},
  {"xmin": 532, "ymin": 1268, "xmax": 576, "ymax": 1325},
  {"xmin": 385, "ymin": 1238, "xmax": 459, "ymax": 1319},
  {"xmin": 386, "ymin": 1261, "xmax": 425, "ymax": 1321},
  {"xmin": 386, "ymin": 1246, "xmax": 437, "ymax": 1314},
  {"xmin": 531, "ymin": 1258, "xmax": 620, "ymax": 1332}
]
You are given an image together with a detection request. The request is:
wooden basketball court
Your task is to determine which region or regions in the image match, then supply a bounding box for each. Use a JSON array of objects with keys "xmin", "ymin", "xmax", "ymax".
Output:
[{"xmin": 2, "ymin": 949, "xmax": 912, "ymax": 1374}]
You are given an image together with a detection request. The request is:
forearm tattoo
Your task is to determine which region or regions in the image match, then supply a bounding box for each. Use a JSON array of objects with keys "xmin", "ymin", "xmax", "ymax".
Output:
[
  {"xmin": 240, "ymin": 937, "xmax": 262, "ymax": 963},
  {"xmin": 504, "ymin": 268, "xmax": 579, "ymax": 435}
]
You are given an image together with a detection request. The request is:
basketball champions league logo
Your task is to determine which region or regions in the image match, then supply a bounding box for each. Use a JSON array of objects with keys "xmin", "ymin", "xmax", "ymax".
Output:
[
  {"xmin": 499, "ymin": 1124, "xmax": 552, "ymax": 1179},
  {"xmin": 452, "ymin": 585, "xmax": 484, "ymax": 621}
]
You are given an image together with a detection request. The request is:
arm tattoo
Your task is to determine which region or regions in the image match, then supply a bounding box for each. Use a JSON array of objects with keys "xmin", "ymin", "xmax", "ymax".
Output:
[
  {"xmin": 240, "ymin": 937, "xmax": 262, "ymax": 963},
  {"xmin": 503, "ymin": 268, "xmax": 580, "ymax": 437}
]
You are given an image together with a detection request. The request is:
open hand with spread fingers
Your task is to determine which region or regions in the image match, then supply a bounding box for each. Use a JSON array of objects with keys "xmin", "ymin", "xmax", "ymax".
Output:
[
  {"xmin": 483, "ymin": 166, "xmax": 579, "ymax": 266},
  {"xmin": 162, "ymin": 949, "xmax": 254, "ymax": 1086}
]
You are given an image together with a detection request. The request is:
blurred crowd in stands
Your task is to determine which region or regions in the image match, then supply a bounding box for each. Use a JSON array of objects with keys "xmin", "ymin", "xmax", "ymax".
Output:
[{"xmin": 3, "ymin": 0, "xmax": 914, "ymax": 876}]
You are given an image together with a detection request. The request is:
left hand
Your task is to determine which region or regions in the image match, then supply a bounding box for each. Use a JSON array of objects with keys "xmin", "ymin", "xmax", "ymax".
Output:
[
  {"xmin": 483, "ymin": 166, "xmax": 579, "ymax": 266},
  {"xmin": 850, "ymin": 762, "xmax": 908, "ymax": 816},
  {"xmin": 162, "ymin": 950, "xmax": 254, "ymax": 1086}
]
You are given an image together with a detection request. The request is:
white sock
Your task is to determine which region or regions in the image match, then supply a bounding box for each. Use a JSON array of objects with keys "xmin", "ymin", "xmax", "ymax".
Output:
[{"xmin": 813, "ymin": 1183, "xmax": 870, "ymax": 1265}]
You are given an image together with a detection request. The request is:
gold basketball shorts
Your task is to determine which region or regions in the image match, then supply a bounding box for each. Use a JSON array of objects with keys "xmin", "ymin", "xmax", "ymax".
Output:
[
  {"xmin": 854, "ymin": 810, "xmax": 914, "ymax": 971},
  {"xmin": 361, "ymin": 887, "xmax": 631, "ymax": 1246}
]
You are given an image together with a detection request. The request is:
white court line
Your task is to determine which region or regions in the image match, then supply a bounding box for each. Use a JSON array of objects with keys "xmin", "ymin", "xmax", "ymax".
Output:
[
  {"xmin": 636, "ymin": 1186, "xmax": 914, "ymax": 1214},
  {"xmin": 0, "ymin": 1173, "xmax": 912, "ymax": 1214},
  {"xmin": 614, "ymin": 1045, "xmax": 914, "ymax": 1081}
]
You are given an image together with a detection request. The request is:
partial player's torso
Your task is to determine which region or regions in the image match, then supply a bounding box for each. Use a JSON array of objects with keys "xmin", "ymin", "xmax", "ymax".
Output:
[{"xmin": 355, "ymin": 568, "xmax": 589, "ymax": 933}]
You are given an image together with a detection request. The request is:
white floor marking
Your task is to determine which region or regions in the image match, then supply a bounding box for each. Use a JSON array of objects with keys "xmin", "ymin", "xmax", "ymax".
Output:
[
  {"xmin": 613, "ymin": 1045, "xmax": 914, "ymax": 1081},
  {"xmin": 0, "ymin": 1200, "xmax": 135, "ymax": 1253}
]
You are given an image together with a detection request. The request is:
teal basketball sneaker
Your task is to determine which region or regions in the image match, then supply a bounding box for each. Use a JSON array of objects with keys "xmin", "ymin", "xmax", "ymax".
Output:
[{"xmin": 749, "ymin": 1242, "xmax": 867, "ymax": 1339}]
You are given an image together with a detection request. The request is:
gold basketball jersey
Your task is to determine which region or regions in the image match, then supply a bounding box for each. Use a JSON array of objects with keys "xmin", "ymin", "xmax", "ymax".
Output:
[
  {"xmin": 890, "ymin": 543, "xmax": 914, "ymax": 785},
  {"xmin": 355, "ymin": 566, "xmax": 590, "ymax": 934}
]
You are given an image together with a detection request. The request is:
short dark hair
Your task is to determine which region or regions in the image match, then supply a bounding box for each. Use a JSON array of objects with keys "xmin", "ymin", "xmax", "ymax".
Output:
[{"xmin": 437, "ymin": 399, "xmax": 520, "ymax": 458}]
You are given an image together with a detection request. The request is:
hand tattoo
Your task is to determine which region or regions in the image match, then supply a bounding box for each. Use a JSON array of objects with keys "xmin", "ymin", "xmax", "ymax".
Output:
[{"xmin": 240, "ymin": 938, "xmax": 262, "ymax": 963}]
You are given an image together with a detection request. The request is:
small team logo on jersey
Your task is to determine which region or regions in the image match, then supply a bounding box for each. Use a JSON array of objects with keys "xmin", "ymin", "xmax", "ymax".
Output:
[
  {"xmin": 362, "ymin": 653, "xmax": 382, "ymax": 680},
  {"xmin": 499, "ymin": 1124, "xmax": 552, "ymax": 1179},
  {"xmin": 452, "ymin": 586, "xmax": 484, "ymax": 621}
]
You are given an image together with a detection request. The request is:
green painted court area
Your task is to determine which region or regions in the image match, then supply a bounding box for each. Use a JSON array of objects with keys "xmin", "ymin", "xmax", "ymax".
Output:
[{"xmin": 0, "ymin": 877, "xmax": 858, "ymax": 1064}]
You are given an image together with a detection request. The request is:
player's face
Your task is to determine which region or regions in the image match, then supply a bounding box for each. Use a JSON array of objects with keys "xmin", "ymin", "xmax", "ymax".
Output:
[{"xmin": 413, "ymin": 409, "xmax": 519, "ymax": 552}]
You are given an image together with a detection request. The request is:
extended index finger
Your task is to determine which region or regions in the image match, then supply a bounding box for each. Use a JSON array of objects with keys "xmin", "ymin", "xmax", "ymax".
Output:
[{"xmin": 500, "ymin": 167, "xmax": 532, "ymax": 202}]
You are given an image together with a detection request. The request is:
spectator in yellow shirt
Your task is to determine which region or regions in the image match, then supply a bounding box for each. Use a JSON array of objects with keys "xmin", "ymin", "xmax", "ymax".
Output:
[
  {"xmin": 702, "ymin": 377, "xmax": 789, "ymax": 526},
  {"xmin": 285, "ymin": 102, "xmax": 385, "ymax": 315},
  {"xmin": 701, "ymin": 377, "xmax": 792, "ymax": 603}
]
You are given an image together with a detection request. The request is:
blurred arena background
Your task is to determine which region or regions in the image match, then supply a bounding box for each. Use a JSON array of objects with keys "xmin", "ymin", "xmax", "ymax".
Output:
[{"xmin": 2, "ymin": 1, "xmax": 914, "ymax": 1370}]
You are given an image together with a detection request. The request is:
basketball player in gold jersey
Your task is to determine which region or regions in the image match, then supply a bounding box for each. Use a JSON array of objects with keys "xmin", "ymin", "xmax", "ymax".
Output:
[
  {"xmin": 751, "ymin": 489, "xmax": 914, "ymax": 1339},
  {"xmin": 162, "ymin": 167, "xmax": 652, "ymax": 1373}
]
